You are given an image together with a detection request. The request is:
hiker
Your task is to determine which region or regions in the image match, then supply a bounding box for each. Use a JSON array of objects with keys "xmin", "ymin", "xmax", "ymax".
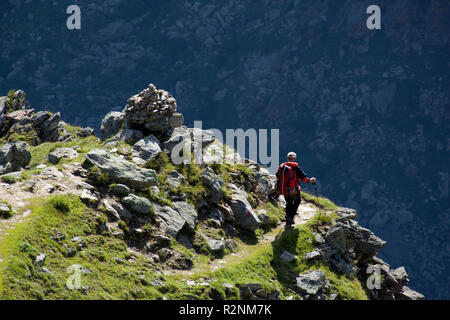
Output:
[{"xmin": 276, "ymin": 152, "xmax": 316, "ymax": 226}]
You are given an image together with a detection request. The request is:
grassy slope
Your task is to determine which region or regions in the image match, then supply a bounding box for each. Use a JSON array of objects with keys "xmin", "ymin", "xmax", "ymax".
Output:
[
  {"xmin": 0, "ymin": 135, "xmax": 368, "ymax": 300},
  {"xmin": 0, "ymin": 193, "xmax": 368, "ymax": 300}
]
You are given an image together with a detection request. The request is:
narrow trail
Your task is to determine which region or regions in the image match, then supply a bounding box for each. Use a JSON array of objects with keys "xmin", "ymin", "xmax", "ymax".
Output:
[
  {"xmin": 0, "ymin": 164, "xmax": 88, "ymax": 263},
  {"xmin": 164, "ymin": 201, "xmax": 319, "ymax": 277}
]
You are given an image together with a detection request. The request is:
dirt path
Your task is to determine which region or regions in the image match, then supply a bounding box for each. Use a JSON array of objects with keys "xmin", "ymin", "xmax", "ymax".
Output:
[
  {"xmin": 164, "ymin": 201, "xmax": 319, "ymax": 277},
  {"xmin": 0, "ymin": 163, "xmax": 90, "ymax": 262}
]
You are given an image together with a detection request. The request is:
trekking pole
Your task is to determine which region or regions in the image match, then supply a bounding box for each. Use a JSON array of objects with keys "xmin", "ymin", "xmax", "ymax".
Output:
[{"xmin": 313, "ymin": 182, "xmax": 322, "ymax": 223}]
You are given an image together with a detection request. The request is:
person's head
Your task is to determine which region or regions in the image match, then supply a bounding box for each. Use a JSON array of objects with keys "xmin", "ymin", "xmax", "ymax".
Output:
[{"xmin": 287, "ymin": 152, "xmax": 297, "ymax": 162}]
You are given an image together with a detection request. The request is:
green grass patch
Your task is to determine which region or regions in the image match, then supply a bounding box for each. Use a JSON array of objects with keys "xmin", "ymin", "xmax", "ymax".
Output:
[
  {"xmin": 302, "ymin": 192, "xmax": 339, "ymax": 211},
  {"xmin": 0, "ymin": 194, "xmax": 163, "ymax": 299},
  {"xmin": 1, "ymin": 175, "xmax": 19, "ymax": 184}
]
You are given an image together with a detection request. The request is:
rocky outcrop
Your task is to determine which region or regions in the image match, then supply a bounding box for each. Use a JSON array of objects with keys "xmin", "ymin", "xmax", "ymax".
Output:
[
  {"xmin": 48, "ymin": 147, "xmax": 78, "ymax": 164},
  {"xmin": 0, "ymin": 90, "xmax": 93, "ymax": 144},
  {"xmin": 85, "ymin": 149, "xmax": 157, "ymax": 189},
  {"xmin": 228, "ymin": 183, "xmax": 261, "ymax": 231},
  {"xmin": 122, "ymin": 194, "xmax": 153, "ymax": 215},
  {"xmin": 294, "ymin": 270, "xmax": 329, "ymax": 297},
  {"xmin": 201, "ymin": 167, "xmax": 224, "ymax": 204},
  {"xmin": 0, "ymin": 141, "xmax": 31, "ymax": 174},
  {"xmin": 101, "ymin": 111, "xmax": 124, "ymax": 139},
  {"xmin": 132, "ymin": 135, "xmax": 161, "ymax": 161}
]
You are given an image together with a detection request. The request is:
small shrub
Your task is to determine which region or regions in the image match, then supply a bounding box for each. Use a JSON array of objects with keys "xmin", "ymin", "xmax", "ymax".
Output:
[
  {"xmin": 49, "ymin": 195, "xmax": 71, "ymax": 213},
  {"xmin": 1, "ymin": 175, "xmax": 18, "ymax": 184}
]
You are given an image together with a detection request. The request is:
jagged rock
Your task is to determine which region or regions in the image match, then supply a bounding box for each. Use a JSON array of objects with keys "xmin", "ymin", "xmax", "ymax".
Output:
[
  {"xmin": 30, "ymin": 111, "xmax": 68, "ymax": 142},
  {"xmin": 240, "ymin": 286, "xmax": 253, "ymax": 298},
  {"xmin": 132, "ymin": 134, "xmax": 161, "ymax": 161},
  {"xmin": 177, "ymin": 234, "xmax": 193, "ymax": 249},
  {"xmin": 206, "ymin": 237, "xmax": 225, "ymax": 252},
  {"xmin": 352, "ymin": 226, "xmax": 386, "ymax": 261},
  {"xmin": 48, "ymin": 147, "xmax": 78, "ymax": 164},
  {"xmin": 123, "ymin": 84, "xmax": 180, "ymax": 133},
  {"xmin": 325, "ymin": 226, "xmax": 349, "ymax": 253},
  {"xmin": 163, "ymin": 126, "xmax": 215, "ymax": 155},
  {"xmin": 116, "ymin": 128, "xmax": 144, "ymax": 144},
  {"xmin": 390, "ymin": 267, "xmax": 409, "ymax": 284},
  {"xmin": 202, "ymin": 167, "xmax": 224, "ymax": 203},
  {"xmin": 335, "ymin": 207, "xmax": 358, "ymax": 221},
  {"xmin": 40, "ymin": 166, "xmax": 64, "ymax": 179},
  {"xmin": 256, "ymin": 209, "xmax": 270, "ymax": 226},
  {"xmin": 171, "ymin": 201, "xmax": 197, "ymax": 231},
  {"xmin": 255, "ymin": 289, "xmax": 268, "ymax": 298},
  {"xmin": 153, "ymin": 203, "xmax": 186, "ymax": 237},
  {"xmin": 80, "ymin": 189, "xmax": 99, "ymax": 205},
  {"xmin": 85, "ymin": 149, "xmax": 157, "ymax": 189},
  {"xmin": 101, "ymin": 111, "xmax": 125, "ymax": 139},
  {"xmin": 0, "ymin": 142, "xmax": 31, "ymax": 175},
  {"xmin": 218, "ymin": 204, "xmax": 234, "ymax": 223},
  {"xmin": 109, "ymin": 184, "xmax": 131, "ymax": 197},
  {"xmin": 225, "ymin": 239, "xmax": 237, "ymax": 252},
  {"xmin": 208, "ymin": 206, "xmax": 226, "ymax": 226},
  {"xmin": 101, "ymin": 199, "xmax": 132, "ymax": 222},
  {"xmin": 122, "ymin": 194, "xmax": 153, "ymax": 215},
  {"xmin": 0, "ymin": 202, "xmax": 11, "ymax": 217},
  {"xmin": 313, "ymin": 233, "xmax": 325, "ymax": 245},
  {"xmin": 396, "ymin": 287, "xmax": 425, "ymax": 300},
  {"xmin": 294, "ymin": 270, "xmax": 328, "ymax": 296},
  {"xmin": 329, "ymin": 254, "xmax": 356, "ymax": 275},
  {"xmin": 228, "ymin": 183, "xmax": 260, "ymax": 231},
  {"xmin": 76, "ymin": 127, "xmax": 95, "ymax": 138},
  {"xmin": 280, "ymin": 251, "xmax": 297, "ymax": 263},
  {"xmin": 254, "ymin": 171, "xmax": 275, "ymax": 200},
  {"xmin": 166, "ymin": 170, "xmax": 185, "ymax": 189},
  {"xmin": 305, "ymin": 251, "xmax": 321, "ymax": 260}
]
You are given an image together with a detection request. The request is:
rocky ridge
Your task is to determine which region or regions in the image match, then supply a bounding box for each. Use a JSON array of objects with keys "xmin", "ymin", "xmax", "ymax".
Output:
[{"xmin": 0, "ymin": 85, "xmax": 424, "ymax": 300}]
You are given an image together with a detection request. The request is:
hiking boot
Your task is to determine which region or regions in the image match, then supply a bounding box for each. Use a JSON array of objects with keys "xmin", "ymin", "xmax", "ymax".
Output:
[{"xmin": 285, "ymin": 216, "xmax": 294, "ymax": 226}]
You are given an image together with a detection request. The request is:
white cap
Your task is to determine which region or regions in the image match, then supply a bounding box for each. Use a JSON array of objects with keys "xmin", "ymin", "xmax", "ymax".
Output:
[{"xmin": 287, "ymin": 152, "xmax": 297, "ymax": 160}]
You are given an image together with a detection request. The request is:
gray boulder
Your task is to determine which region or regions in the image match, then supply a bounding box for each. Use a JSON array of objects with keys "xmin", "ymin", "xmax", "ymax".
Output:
[
  {"xmin": 396, "ymin": 287, "xmax": 425, "ymax": 300},
  {"xmin": 163, "ymin": 126, "xmax": 215, "ymax": 155},
  {"xmin": 280, "ymin": 251, "xmax": 297, "ymax": 263},
  {"xmin": 109, "ymin": 184, "xmax": 131, "ymax": 197},
  {"xmin": 254, "ymin": 171, "xmax": 275, "ymax": 200},
  {"xmin": 294, "ymin": 270, "xmax": 328, "ymax": 295},
  {"xmin": 228, "ymin": 184, "xmax": 260, "ymax": 231},
  {"xmin": 132, "ymin": 135, "xmax": 161, "ymax": 161},
  {"xmin": 85, "ymin": 149, "xmax": 157, "ymax": 189},
  {"xmin": 202, "ymin": 167, "xmax": 224, "ymax": 204},
  {"xmin": 153, "ymin": 203, "xmax": 186, "ymax": 237},
  {"xmin": 353, "ymin": 226, "xmax": 386, "ymax": 260},
  {"xmin": 171, "ymin": 201, "xmax": 198, "ymax": 231},
  {"xmin": 102, "ymin": 199, "xmax": 132, "ymax": 222},
  {"xmin": 0, "ymin": 142, "xmax": 31, "ymax": 175},
  {"xmin": 206, "ymin": 237, "xmax": 225, "ymax": 253},
  {"xmin": 167, "ymin": 170, "xmax": 185, "ymax": 189},
  {"xmin": 122, "ymin": 194, "xmax": 153, "ymax": 215},
  {"xmin": 48, "ymin": 147, "xmax": 78, "ymax": 164},
  {"xmin": 101, "ymin": 111, "xmax": 124, "ymax": 139}
]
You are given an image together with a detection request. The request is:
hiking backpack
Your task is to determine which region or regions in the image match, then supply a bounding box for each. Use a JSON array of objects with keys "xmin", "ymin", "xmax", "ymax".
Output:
[{"xmin": 277, "ymin": 163, "xmax": 300, "ymax": 197}]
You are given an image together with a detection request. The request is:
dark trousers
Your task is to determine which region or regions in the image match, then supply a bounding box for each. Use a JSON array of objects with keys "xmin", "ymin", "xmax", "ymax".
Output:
[{"xmin": 285, "ymin": 193, "xmax": 301, "ymax": 219}]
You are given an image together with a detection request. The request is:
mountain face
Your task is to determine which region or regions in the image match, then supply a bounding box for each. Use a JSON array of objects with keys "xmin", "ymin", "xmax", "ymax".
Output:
[
  {"xmin": 0, "ymin": 86, "xmax": 425, "ymax": 300},
  {"xmin": 0, "ymin": 1, "xmax": 448, "ymax": 298}
]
